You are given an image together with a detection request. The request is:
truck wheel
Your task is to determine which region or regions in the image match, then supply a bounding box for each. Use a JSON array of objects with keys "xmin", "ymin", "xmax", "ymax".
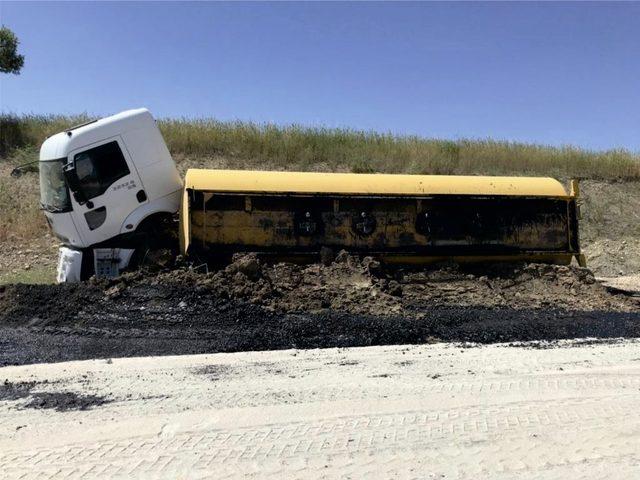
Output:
[
  {"xmin": 127, "ymin": 214, "xmax": 178, "ymax": 273},
  {"xmin": 128, "ymin": 246, "xmax": 175, "ymax": 272}
]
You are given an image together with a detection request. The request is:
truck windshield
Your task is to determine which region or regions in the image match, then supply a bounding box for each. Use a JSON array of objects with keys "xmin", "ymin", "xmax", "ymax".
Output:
[{"xmin": 39, "ymin": 158, "xmax": 71, "ymax": 213}]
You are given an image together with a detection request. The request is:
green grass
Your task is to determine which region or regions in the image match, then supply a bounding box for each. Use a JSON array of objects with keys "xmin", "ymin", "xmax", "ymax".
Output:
[{"xmin": 2, "ymin": 113, "xmax": 639, "ymax": 180}]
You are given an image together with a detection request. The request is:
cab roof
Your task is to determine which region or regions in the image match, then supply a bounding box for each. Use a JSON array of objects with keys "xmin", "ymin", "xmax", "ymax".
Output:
[{"xmin": 39, "ymin": 108, "xmax": 154, "ymax": 160}]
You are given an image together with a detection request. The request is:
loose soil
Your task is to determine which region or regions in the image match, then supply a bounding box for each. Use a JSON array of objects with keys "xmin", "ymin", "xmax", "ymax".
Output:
[
  {"xmin": 579, "ymin": 180, "xmax": 640, "ymax": 276},
  {"xmin": 202, "ymin": 252, "xmax": 635, "ymax": 314},
  {"xmin": 0, "ymin": 236, "xmax": 58, "ymax": 285},
  {"xmin": 0, "ymin": 254, "xmax": 637, "ymax": 366}
]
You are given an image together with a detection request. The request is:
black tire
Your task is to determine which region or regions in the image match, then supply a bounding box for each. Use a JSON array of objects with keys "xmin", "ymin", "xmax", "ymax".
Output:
[{"xmin": 126, "ymin": 214, "xmax": 178, "ymax": 272}]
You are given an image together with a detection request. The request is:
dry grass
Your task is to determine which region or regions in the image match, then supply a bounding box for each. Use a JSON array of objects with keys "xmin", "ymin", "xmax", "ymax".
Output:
[
  {"xmin": 0, "ymin": 155, "xmax": 47, "ymax": 243},
  {"xmin": 159, "ymin": 120, "xmax": 640, "ymax": 179},
  {"xmin": 2, "ymin": 113, "xmax": 639, "ymax": 179}
]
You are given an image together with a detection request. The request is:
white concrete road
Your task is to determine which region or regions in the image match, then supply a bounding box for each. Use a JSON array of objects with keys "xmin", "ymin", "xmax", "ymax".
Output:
[{"xmin": 1, "ymin": 340, "xmax": 640, "ymax": 479}]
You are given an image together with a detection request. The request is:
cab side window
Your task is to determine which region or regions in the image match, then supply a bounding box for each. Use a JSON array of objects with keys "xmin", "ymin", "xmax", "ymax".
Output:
[{"xmin": 74, "ymin": 141, "xmax": 130, "ymax": 199}]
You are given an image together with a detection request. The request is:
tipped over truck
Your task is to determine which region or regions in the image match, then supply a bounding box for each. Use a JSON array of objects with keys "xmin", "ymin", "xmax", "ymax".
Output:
[{"xmin": 38, "ymin": 108, "xmax": 585, "ymax": 282}]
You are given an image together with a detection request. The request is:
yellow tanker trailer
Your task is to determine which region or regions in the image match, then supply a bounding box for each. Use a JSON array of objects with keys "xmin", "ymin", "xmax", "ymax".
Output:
[{"xmin": 181, "ymin": 169, "xmax": 584, "ymax": 266}]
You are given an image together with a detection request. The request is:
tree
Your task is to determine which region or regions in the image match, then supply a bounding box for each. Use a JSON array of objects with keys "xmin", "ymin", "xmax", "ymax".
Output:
[{"xmin": 0, "ymin": 26, "xmax": 25, "ymax": 74}]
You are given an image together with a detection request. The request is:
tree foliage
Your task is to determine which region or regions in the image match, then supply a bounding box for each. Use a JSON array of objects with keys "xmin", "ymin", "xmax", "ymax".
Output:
[{"xmin": 0, "ymin": 26, "xmax": 25, "ymax": 74}]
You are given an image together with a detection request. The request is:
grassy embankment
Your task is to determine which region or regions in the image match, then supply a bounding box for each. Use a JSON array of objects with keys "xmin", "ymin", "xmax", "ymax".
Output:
[{"xmin": 1, "ymin": 113, "xmax": 639, "ymax": 282}]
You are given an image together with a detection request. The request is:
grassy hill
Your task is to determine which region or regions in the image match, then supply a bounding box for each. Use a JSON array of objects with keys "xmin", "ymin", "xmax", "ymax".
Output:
[{"xmin": 2, "ymin": 113, "xmax": 639, "ymax": 179}]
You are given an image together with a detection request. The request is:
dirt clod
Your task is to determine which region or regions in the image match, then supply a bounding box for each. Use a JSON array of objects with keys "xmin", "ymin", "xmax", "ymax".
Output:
[{"xmin": 228, "ymin": 253, "xmax": 262, "ymax": 280}]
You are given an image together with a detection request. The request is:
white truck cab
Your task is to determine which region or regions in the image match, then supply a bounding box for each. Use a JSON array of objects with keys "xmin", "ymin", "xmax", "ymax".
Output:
[{"xmin": 39, "ymin": 108, "xmax": 182, "ymax": 281}]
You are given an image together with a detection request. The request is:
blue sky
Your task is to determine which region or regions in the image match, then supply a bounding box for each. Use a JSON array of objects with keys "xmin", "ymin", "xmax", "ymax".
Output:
[{"xmin": 1, "ymin": 1, "xmax": 639, "ymax": 151}]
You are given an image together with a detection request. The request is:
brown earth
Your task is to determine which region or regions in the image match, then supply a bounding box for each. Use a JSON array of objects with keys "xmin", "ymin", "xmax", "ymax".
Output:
[
  {"xmin": 199, "ymin": 252, "xmax": 636, "ymax": 315},
  {"xmin": 578, "ymin": 180, "xmax": 640, "ymax": 277},
  {"xmin": 0, "ymin": 236, "xmax": 58, "ymax": 285}
]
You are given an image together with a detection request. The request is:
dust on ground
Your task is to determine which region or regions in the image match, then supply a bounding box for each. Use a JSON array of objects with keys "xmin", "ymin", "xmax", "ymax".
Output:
[
  {"xmin": 583, "ymin": 239, "xmax": 640, "ymax": 277},
  {"xmin": 2, "ymin": 340, "xmax": 640, "ymax": 480}
]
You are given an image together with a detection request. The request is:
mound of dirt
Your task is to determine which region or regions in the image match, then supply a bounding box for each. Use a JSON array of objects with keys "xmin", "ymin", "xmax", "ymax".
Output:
[
  {"xmin": 0, "ymin": 254, "xmax": 638, "ymax": 366},
  {"xmin": 187, "ymin": 253, "xmax": 635, "ymax": 315},
  {"xmin": 0, "ymin": 253, "xmax": 636, "ymax": 327}
]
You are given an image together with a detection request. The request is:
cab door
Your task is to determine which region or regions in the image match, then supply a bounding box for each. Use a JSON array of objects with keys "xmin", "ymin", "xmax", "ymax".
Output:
[{"xmin": 67, "ymin": 137, "xmax": 147, "ymax": 246}]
